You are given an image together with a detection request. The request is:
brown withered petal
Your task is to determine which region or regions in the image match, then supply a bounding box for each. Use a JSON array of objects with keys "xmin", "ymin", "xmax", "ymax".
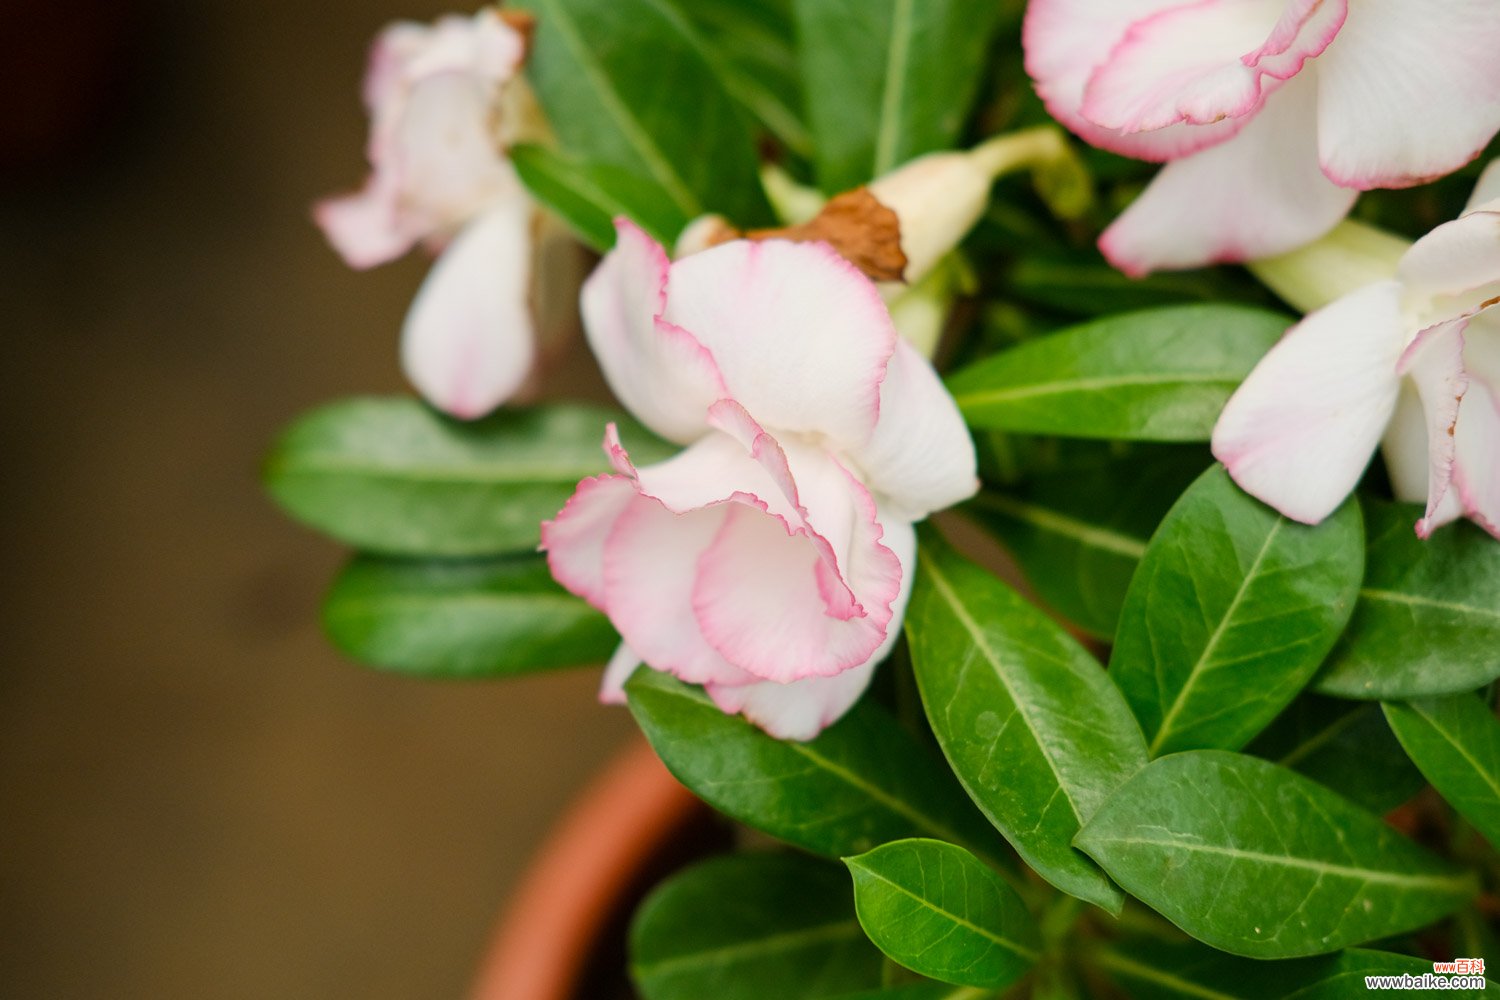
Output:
[
  {"xmin": 706, "ymin": 188, "xmax": 909, "ymax": 284},
  {"xmin": 498, "ymin": 8, "xmax": 537, "ymax": 56}
]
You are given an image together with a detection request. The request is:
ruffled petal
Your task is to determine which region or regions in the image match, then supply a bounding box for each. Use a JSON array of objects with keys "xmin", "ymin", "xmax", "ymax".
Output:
[
  {"xmin": 848, "ymin": 340, "xmax": 977, "ymax": 520},
  {"xmin": 400, "ymin": 202, "xmax": 535, "ymax": 419},
  {"xmin": 313, "ymin": 174, "xmax": 421, "ymax": 269},
  {"xmin": 1023, "ymin": 0, "xmax": 1249, "ymax": 161},
  {"xmin": 1100, "ymin": 73, "xmax": 1357, "ymax": 275},
  {"xmin": 581, "ymin": 220, "xmax": 725, "ymax": 444},
  {"xmin": 1396, "ymin": 318, "xmax": 1471, "ymax": 536},
  {"xmin": 1212, "ymin": 281, "xmax": 1407, "ymax": 523},
  {"xmin": 705, "ymin": 517, "xmax": 917, "ymax": 741},
  {"xmin": 1314, "ymin": 0, "xmax": 1500, "ymax": 190},
  {"xmin": 1081, "ymin": 0, "xmax": 1343, "ymax": 134},
  {"xmin": 1447, "ymin": 311, "xmax": 1500, "ymax": 538},
  {"xmin": 1396, "ymin": 203, "xmax": 1500, "ymax": 309},
  {"xmin": 662, "ymin": 238, "xmax": 896, "ymax": 450},
  {"xmin": 540, "ymin": 473, "xmax": 638, "ymax": 610}
]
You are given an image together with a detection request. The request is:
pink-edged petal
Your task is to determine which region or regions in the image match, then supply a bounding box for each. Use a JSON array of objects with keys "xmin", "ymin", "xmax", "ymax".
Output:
[
  {"xmin": 600, "ymin": 496, "xmax": 758, "ymax": 688},
  {"xmin": 1446, "ymin": 312, "xmax": 1500, "ymax": 538},
  {"xmin": 848, "ymin": 340, "xmax": 977, "ymax": 520},
  {"xmin": 662, "ymin": 239, "xmax": 896, "ymax": 450},
  {"xmin": 1397, "ymin": 318, "xmax": 1471, "ymax": 536},
  {"xmin": 1023, "ymin": 0, "xmax": 1249, "ymax": 161},
  {"xmin": 400, "ymin": 202, "xmax": 535, "ymax": 419},
  {"xmin": 581, "ymin": 220, "xmax": 725, "ymax": 444},
  {"xmin": 1212, "ymin": 281, "xmax": 1407, "ymax": 523},
  {"xmin": 705, "ymin": 518, "xmax": 917, "ymax": 741},
  {"xmin": 541, "ymin": 474, "xmax": 638, "ymax": 610},
  {"xmin": 1397, "ymin": 205, "xmax": 1500, "ymax": 308},
  {"xmin": 598, "ymin": 643, "xmax": 640, "ymax": 705},
  {"xmin": 314, "ymin": 175, "xmax": 421, "ymax": 269},
  {"xmin": 1465, "ymin": 160, "xmax": 1500, "ymax": 215},
  {"xmin": 1315, "ymin": 0, "xmax": 1500, "ymax": 190},
  {"xmin": 1101, "ymin": 73, "xmax": 1357, "ymax": 275},
  {"xmin": 1082, "ymin": 0, "xmax": 1344, "ymax": 135},
  {"xmin": 1381, "ymin": 383, "xmax": 1435, "ymax": 505}
]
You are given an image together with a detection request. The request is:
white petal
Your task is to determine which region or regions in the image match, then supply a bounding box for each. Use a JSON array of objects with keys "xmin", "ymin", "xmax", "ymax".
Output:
[
  {"xmin": 1397, "ymin": 205, "xmax": 1500, "ymax": 307},
  {"xmin": 1081, "ymin": 0, "xmax": 1342, "ymax": 135},
  {"xmin": 849, "ymin": 341, "xmax": 977, "ymax": 520},
  {"xmin": 704, "ymin": 517, "xmax": 917, "ymax": 741},
  {"xmin": 1101, "ymin": 72, "xmax": 1357, "ymax": 275},
  {"xmin": 1447, "ymin": 311, "xmax": 1500, "ymax": 538},
  {"xmin": 390, "ymin": 73, "xmax": 521, "ymax": 230},
  {"xmin": 1023, "ymin": 0, "xmax": 1249, "ymax": 161},
  {"xmin": 1396, "ymin": 319, "xmax": 1470, "ymax": 535},
  {"xmin": 598, "ymin": 643, "xmax": 640, "ymax": 705},
  {"xmin": 662, "ymin": 238, "xmax": 896, "ymax": 450},
  {"xmin": 1465, "ymin": 160, "xmax": 1500, "ymax": 215},
  {"xmin": 1314, "ymin": 0, "xmax": 1500, "ymax": 190},
  {"xmin": 1212, "ymin": 281, "xmax": 1406, "ymax": 523},
  {"xmin": 581, "ymin": 220, "xmax": 725, "ymax": 444},
  {"xmin": 400, "ymin": 202, "xmax": 535, "ymax": 419}
]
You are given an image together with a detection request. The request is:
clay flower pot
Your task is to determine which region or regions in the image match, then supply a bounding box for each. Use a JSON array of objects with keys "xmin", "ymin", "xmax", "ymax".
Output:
[{"xmin": 469, "ymin": 739, "xmax": 713, "ymax": 1000}]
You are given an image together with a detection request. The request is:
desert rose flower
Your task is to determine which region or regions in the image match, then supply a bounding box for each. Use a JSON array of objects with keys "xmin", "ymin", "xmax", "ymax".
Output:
[
  {"xmin": 541, "ymin": 220, "xmax": 978, "ymax": 740},
  {"xmin": 1213, "ymin": 163, "xmax": 1500, "ymax": 539},
  {"xmin": 316, "ymin": 9, "xmax": 538, "ymax": 418},
  {"xmin": 1024, "ymin": 0, "xmax": 1500, "ymax": 275}
]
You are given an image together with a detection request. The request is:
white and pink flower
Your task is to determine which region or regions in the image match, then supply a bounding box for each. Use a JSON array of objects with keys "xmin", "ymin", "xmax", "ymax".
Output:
[
  {"xmin": 1024, "ymin": 0, "xmax": 1500, "ymax": 275},
  {"xmin": 541, "ymin": 220, "xmax": 978, "ymax": 740},
  {"xmin": 316, "ymin": 9, "xmax": 537, "ymax": 418},
  {"xmin": 1213, "ymin": 163, "xmax": 1500, "ymax": 539}
]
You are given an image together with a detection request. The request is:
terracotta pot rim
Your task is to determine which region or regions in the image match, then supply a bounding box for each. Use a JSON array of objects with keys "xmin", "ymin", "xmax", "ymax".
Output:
[{"xmin": 468, "ymin": 737, "xmax": 701, "ymax": 1000}]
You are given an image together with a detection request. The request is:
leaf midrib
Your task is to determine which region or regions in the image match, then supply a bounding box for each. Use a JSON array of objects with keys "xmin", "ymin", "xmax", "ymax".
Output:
[
  {"xmin": 849, "ymin": 863, "xmax": 1040, "ymax": 961},
  {"xmin": 1408, "ymin": 702, "xmax": 1500, "ymax": 804},
  {"xmin": 873, "ymin": 0, "xmax": 916, "ymax": 175},
  {"xmin": 1360, "ymin": 587, "xmax": 1500, "ymax": 621},
  {"xmin": 1080, "ymin": 835, "xmax": 1474, "ymax": 892},
  {"xmin": 274, "ymin": 456, "xmax": 599, "ymax": 485},
  {"xmin": 955, "ymin": 372, "xmax": 1246, "ymax": 409},
  {"xmin": 531, "ymin": 0, "xmax": 703, "ymax": 217},
  {"xmin": 633, "ymin": 918, "xmax": 863, "ymax": 978},
  {"xmin": 969, "ymin": 494, "xmax": 1147, "ymax": 560},
  {"xmin": 1092, "ymin": 948, "xmax": 1242, "ymax": 1000}
]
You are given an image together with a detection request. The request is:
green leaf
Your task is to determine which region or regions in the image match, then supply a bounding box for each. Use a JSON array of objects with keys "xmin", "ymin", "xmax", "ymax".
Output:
[
  {"xmin": 1076, "ymin": 751, "xmax": 1477, "ymax": 958},
  {"xmin": 509, "ymin": 144, "xmax": 689, "ymax": 250},
  {"xmin": 516, "ymin": 0, "xmax": 772, "ymax": 226},
  {"xmin": 625, "ymin": 670, "xmax": 1008, "ymax": 864},
  {"xmin": 1246, "ymin": 694, "xmax": 1425, "ymax": 815},
  {"xmin": 1094, "ymin": 939, "xmax": 1492, "ymax": 999},
  {"xmin": 630, "ymin": 852, "xmax": 884, "ymax": 1000},
  {"xmin": 844, "ymin": 839, "xmax": 1039, "ymax": 989},
  {"xmin": 906, "ymin": 534, "xmax": 1148, "ymax": 913},
  {"xmin": 682, "ymin": 0, "xmax": 811, "ymax": 157},
  {"xmin": 793, "ymin": 0, "xmax": 1004, "ymax": 191},
  {"xmin": 946, "ymin": 305, "xmax": 1290, "ymax": 441},
  {"xmin": 320, "ymin": 554, "xmax": 616, "ymax": 677},
  {"xmin": 1005, "ymin": 257, "xmax": 1275, "ymax": 318},
  {"xmin": 827, "ymin": 987, "xmax": 996, "ymax": 1000},
  {"xmin": 1110, "ymin": 466, "xmax": 1364, "ymax": 756},
  {"xmin": 1383, "ymin": 694, "xmax": 1500, "ymax": 850},
  {"xmin": 264, "ymin": 398, "xmax": 672, "ymax": 556},
  {"xmin": 1315, "ymin": 500, "xmax": 1500, "ymax": 699},
  {"xmin": 963, "ymin": 445, "xmax": 1208, "ymax": 639}
]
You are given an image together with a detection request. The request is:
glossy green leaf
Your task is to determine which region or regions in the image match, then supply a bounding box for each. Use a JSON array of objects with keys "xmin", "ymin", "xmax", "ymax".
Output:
[
  {"xmin": 1384, "ymin": 694, "xmax": 1500, "ymax": 850},
  {"xmin": 1094, "ymin": 939, "xmax": 1492, "ymax": 999},
  {"xmin": 264, "ymin": 398, "xmax": 671, "ymax": 556},
  {"xmin": 827, "ymin": 987, "xmax": 995, "ymax": 1000},
  {"xmin": 516, "ymin": 0, "xmax": 772, "ymax": 226},
  {"xmin": 1005, "ymin": 256, "xmax": 1275, "ymax": 318},
  {"xmin": 963, "ymin": 445, "xmax": 1208, "ymax": 638},
  {"xmin": 845, "ymin": 839, "xmax": 1039, "ymax": 989},
  {"xmin": 793, "ymin": 0, "xmax": 1004, "ymax": 190},
  {"xmin": 321, "ymin": 554, "xmax": 616, "ymax": 677},
  {"xmin": 1315, "ymin": 500, "xmax": 1500, "ymax": 699},
  {"xmin": 683, "ymin": 0, "xmax": 810, "ymax": 156},
  {"xmin": 625, "ymin": 670, "xmax": 1007, "ymax": 864},
  {"xmin": 509, "ymin": 143, "xmax": 689, "ymax": 250},
  {"xmin": 906, "ymin": 534, "xmax": 1148, "ymax": 913},
  {"xmin": 1110, "ymin": 466, "xmax": 1364, "ymax": 756},
  {"xmin": 1246, "ymin": 694, "xmax": 1425, "ymax": 815},
  {"xmin": 1076, "ymin": 751, "xmax": 1477, "ymax": 958},
  {"xmin": 630, "ymin": 852, "xmax": 884, "ymax": 1000},
  {"xmin": 946, "ymin": 306, "xmax": 1289, "ymax": 441}
]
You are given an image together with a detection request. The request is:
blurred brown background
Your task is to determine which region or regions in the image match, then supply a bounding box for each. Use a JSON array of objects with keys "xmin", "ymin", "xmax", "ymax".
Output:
[{"xmin": 0, "ymin": 1, "xmax": 636, "ymax": 996}]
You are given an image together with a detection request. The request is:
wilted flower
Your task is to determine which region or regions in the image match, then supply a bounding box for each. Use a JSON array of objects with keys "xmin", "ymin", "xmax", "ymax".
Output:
[
  {"xmin": 542, "ymin": 221, "xmax": 977, "ymax": 740},
  {"xmin": 1025, "ymin": 0, "xmax": 1500, "ymax": 274},
  {"xmin": 1213, "ymin": 163, "xmax": 1500, "ymax": 539},
  {"xmin": 316, "ymin": 9, "xmax": 539, "ymax": 418}
]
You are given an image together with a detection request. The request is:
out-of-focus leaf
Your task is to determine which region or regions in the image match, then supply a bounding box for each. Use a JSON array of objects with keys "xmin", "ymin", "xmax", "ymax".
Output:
[
  {"xmin": 1384, "ymin": 693, "xmax": 1500, "ymax": 850},
  {"xmin": 682, "ymin": 0, "xmax": 811, "ymax": 157},
  {"xmin": 510, "ymin": 144, "xmax": 689, "ymax": 250},
  {"xmin": 321, "ymin": 554, "xmax": 616, "ymax": 677}
]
